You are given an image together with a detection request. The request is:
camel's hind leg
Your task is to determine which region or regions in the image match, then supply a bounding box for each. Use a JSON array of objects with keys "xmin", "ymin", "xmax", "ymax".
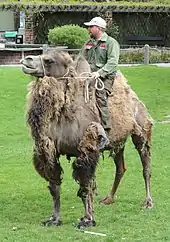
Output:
[
  {"xmin": 131, "ymin": 134, "xmax": 153, "ymax": 208},
  {"xmin": 100, "ymin": 147, "xmax": 126, "ymax": 205}
]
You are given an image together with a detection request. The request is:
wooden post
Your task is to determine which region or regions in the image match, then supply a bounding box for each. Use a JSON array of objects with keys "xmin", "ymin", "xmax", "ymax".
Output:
[
  {"xmin": 42, "ymin": 44, "xmax": 48, "ymax": 54},
  {"xmin": 144, "ymin": 44, "xmax": 149, "ymax": 65}
]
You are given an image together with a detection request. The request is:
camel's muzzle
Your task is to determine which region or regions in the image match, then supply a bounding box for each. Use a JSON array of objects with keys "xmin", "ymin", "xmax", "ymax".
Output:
[{"xmin": 21, "ymin": 56, "xmax": 39, "ymax": 75}]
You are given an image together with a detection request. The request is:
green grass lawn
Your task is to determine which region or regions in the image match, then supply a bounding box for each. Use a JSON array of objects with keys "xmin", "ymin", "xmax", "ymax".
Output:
[{"xmin": 0, "ymin": 66, "xmax": 170, "ymax": 242}]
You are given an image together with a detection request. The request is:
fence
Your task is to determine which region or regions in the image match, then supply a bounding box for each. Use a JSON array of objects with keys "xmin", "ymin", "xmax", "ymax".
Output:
[
  {"xmin": 0, "ymin": 43, "xmax": 170, "ymax": 65},
  {"xmin": 119, "ymin": 45, "xmax": 170, "ymax": 64},
  {"xmin": 42, "ymin": 44, "xmax": 170, "ymax": 65}
]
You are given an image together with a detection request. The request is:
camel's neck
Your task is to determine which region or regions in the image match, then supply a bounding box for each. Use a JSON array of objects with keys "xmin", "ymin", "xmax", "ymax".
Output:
[{"xmin": 58, "ymin": 69, "xmax": 95, "ymax": 110}]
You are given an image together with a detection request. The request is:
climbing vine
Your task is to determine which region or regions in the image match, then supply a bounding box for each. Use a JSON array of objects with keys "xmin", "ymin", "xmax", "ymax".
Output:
[
  {"xmin": 1, "ymin": 0, "xmax": 170, "ymax": 45},
  {"xmin": 1, "ymin": 0, "xmax": 170, "ymax": 9}
]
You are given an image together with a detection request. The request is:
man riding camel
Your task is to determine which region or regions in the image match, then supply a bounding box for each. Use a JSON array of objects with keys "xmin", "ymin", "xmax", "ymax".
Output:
[{"xmin": 80, "ymin": 16, "xmax": 120, "ymax": 135}]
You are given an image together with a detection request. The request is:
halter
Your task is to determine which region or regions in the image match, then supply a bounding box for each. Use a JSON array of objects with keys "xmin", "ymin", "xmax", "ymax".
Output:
[
  {"xmin": 39, "ymin": 55, "xmax": 46, "ymax": 76},
  {"xmin": 39, "ymin": 55, "xmax": 70, "ymax": 78}
]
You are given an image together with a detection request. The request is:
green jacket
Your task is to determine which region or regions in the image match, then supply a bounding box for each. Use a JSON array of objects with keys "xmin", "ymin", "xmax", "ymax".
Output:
[{"xmin": 80, "ymin": 32, "xmax": 120, "ymax": 78}]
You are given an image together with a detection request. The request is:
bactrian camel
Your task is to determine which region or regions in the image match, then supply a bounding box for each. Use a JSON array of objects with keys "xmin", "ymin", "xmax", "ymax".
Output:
[{"xmin": 21, "ymin": 50, "xmax": 153, "ymax": 228}]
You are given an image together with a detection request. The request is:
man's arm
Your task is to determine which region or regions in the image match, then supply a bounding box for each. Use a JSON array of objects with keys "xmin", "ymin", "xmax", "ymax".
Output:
[{"xmin": 98, "ymin": 39, "xmax": 120, "ymax": 78}]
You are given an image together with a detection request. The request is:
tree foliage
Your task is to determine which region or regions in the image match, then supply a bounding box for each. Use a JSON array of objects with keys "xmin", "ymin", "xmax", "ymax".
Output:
[{"xmin": 106, "ymin": 22, "xmax": 119, "ymax": 39}]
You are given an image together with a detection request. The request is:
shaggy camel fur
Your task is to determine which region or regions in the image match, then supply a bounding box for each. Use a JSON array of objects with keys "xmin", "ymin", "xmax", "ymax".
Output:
[{"xmin": 22, "ymin": 50, "xmax": 153, "ymax": 227}]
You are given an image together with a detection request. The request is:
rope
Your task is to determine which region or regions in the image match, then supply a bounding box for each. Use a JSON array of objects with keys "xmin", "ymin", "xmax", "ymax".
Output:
[
  {"xmin": 80, "ymin": 72, "xmax": 105, "ymax": 91},
  {"xmin": 79, "ymin": 72, "xmax": 105, "ymax": 103},
  {"xmin": 41, "ymin": 68, "xmax": 105, "ymax": 103},
  {"xmin": 85, "ymin": 79, "xmax": 89, "ymax": 103},
  {"xmin": 39, "ymin": 55, "xmax": 46, "ymax": 76},
  {"xmin": 79, "ymin": 72, "xmax": 91, "ymax": 103},
  {"xmin": 58, "ymin": 71, "xmax": 105, "ymax": 103},
  {"xmin": 94, "ymin": 77, "xmax": 105, "ymax": 91},
  {"xmin": 63, "ymin": 68, "xmax": 70, "ymax": 77}
]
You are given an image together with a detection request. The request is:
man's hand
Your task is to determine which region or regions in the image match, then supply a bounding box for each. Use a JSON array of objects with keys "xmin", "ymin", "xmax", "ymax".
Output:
[{"xmin": 91, "ymin": 71, "xmax": 100, "ymax": 79}]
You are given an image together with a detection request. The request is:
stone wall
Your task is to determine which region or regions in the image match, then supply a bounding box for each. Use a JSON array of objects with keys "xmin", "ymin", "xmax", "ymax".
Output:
[{"xmin": 0, "ymin": 49, "xmax": 42, "ymax": 65}]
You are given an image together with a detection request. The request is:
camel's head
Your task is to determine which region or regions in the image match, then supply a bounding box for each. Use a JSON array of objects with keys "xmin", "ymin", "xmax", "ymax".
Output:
[{"xmin": 21, "ymin": 50, "xmax": 73, "ymax": 78}]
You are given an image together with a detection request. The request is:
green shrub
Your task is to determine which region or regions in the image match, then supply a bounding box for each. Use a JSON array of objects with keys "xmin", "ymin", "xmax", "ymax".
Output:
[
  {"xmin": 149, "ymin": 49, "xmax": 170, "ymax": 63},
  {"xmin": 119, "ymin": 48, "xmax": 170, "ymax": 64},
  {"xmin": 119, "ymin": 50, "xmax": 144, "ymax": 64},
  {"xmin": 48, "ymin": 24, "xmax": 89, "ymax": 48}
]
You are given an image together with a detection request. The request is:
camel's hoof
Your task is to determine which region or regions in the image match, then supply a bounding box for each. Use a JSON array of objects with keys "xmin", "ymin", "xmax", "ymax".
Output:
[
  {"xmin": 41, "ymin": 216, "xmax": 63, "ymax": 227},
  {"xmin": 143, "ymin": 197, "xmax": 154, "ymax": 209},
  {"xmin": 99, "ymin": 195, "xmax": 114, "ymax": 205},
  {"xmin": 77, "ymin": 218, "xmax": 96, "ymax": 229}
]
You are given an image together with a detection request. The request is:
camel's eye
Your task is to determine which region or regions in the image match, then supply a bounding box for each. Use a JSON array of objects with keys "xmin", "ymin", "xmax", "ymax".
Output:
[{"xmin": 43, "ymin": 57, "xmax": 54, "ymax": 65}]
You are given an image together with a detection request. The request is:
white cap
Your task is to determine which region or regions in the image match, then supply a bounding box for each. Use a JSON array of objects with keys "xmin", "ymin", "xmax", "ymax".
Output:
[{"xmin": 84, "ymin": 17, "xmax": 106, "ymax": 29}]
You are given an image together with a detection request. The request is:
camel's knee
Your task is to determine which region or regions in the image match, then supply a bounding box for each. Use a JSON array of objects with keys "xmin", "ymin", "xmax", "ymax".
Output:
[
  {"xmin": 72, "ymin": 155, "xmax": 97, "ymax": 186},
  {"xmin": 77, "ymin": 185, "xmax": 89, "ymax": 199},
  {"xmin": 72, "ymin": 153, "xmax": 98, "ymax": 204},
  {"xmin": 116, "ymin": 168, "xmax": 126, "ymax": 178},
  {"xmin": 48, "ymin": 183, "xmax": 60, "ymax": 199},
  {"xmin": 143, "ymin": 167, "xmax": 151, "ymax": 179}
]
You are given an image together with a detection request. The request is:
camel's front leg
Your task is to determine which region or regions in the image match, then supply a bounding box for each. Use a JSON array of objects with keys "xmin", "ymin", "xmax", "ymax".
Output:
[
  {"xmin": 33, "ymin": 149, "xmax": 63, "ymax": 226},
  {"xmin": 41, "ymin": 183, "xmax": 62, "ymax": 226},
  {"xmin": 73, "ymin": 155, "xmax": 97, "ymax": 228},
  {"xmin": 77, "ymin": 180, "xmax": 96, "ymax": 228},
  {"xmin": 41, "ymin": 162, "xmax": 63, "ymax": 226},
  {"xmin": 72, "ymin": 122, "xmax": 106, "ymax": 227}
]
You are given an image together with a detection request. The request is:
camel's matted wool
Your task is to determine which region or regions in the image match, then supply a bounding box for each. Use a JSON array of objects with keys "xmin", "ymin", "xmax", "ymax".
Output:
[{"xmin": 22, "ymin": 50, "xmax": 154, "ymax": 228}]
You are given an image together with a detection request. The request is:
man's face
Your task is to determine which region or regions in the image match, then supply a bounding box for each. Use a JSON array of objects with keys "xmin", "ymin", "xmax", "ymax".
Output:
[{"xmin": 88, "ymin": 25, "xmax": 100, "ymax": 39}]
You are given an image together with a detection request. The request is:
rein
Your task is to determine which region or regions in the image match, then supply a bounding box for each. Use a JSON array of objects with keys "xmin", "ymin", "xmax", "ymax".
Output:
[
  {"xmin": 79, "ymin": 72, "xmax": 105, "ymax": 103},
  {"xmin": 62, "ymin": 68, "xmax": 70, "ymax": 77},
  {"xmin": 57, "ymin": 70, "xmax": 105, "ymax": 104},
  {"xmin": 38, "ymin": 57, "xmax": 105, "ymax": 103}
]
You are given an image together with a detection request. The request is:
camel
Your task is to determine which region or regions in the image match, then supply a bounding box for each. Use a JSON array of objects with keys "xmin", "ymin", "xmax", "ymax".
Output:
[{"xmin": 21, "ymin": 50, "xmax": 153, "ymax": 228}]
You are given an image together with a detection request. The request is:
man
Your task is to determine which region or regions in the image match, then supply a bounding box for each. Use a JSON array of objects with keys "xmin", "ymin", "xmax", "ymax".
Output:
[{"xmin": 80, "ymin": 16, "xmax": 120, "ymax": 135}]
